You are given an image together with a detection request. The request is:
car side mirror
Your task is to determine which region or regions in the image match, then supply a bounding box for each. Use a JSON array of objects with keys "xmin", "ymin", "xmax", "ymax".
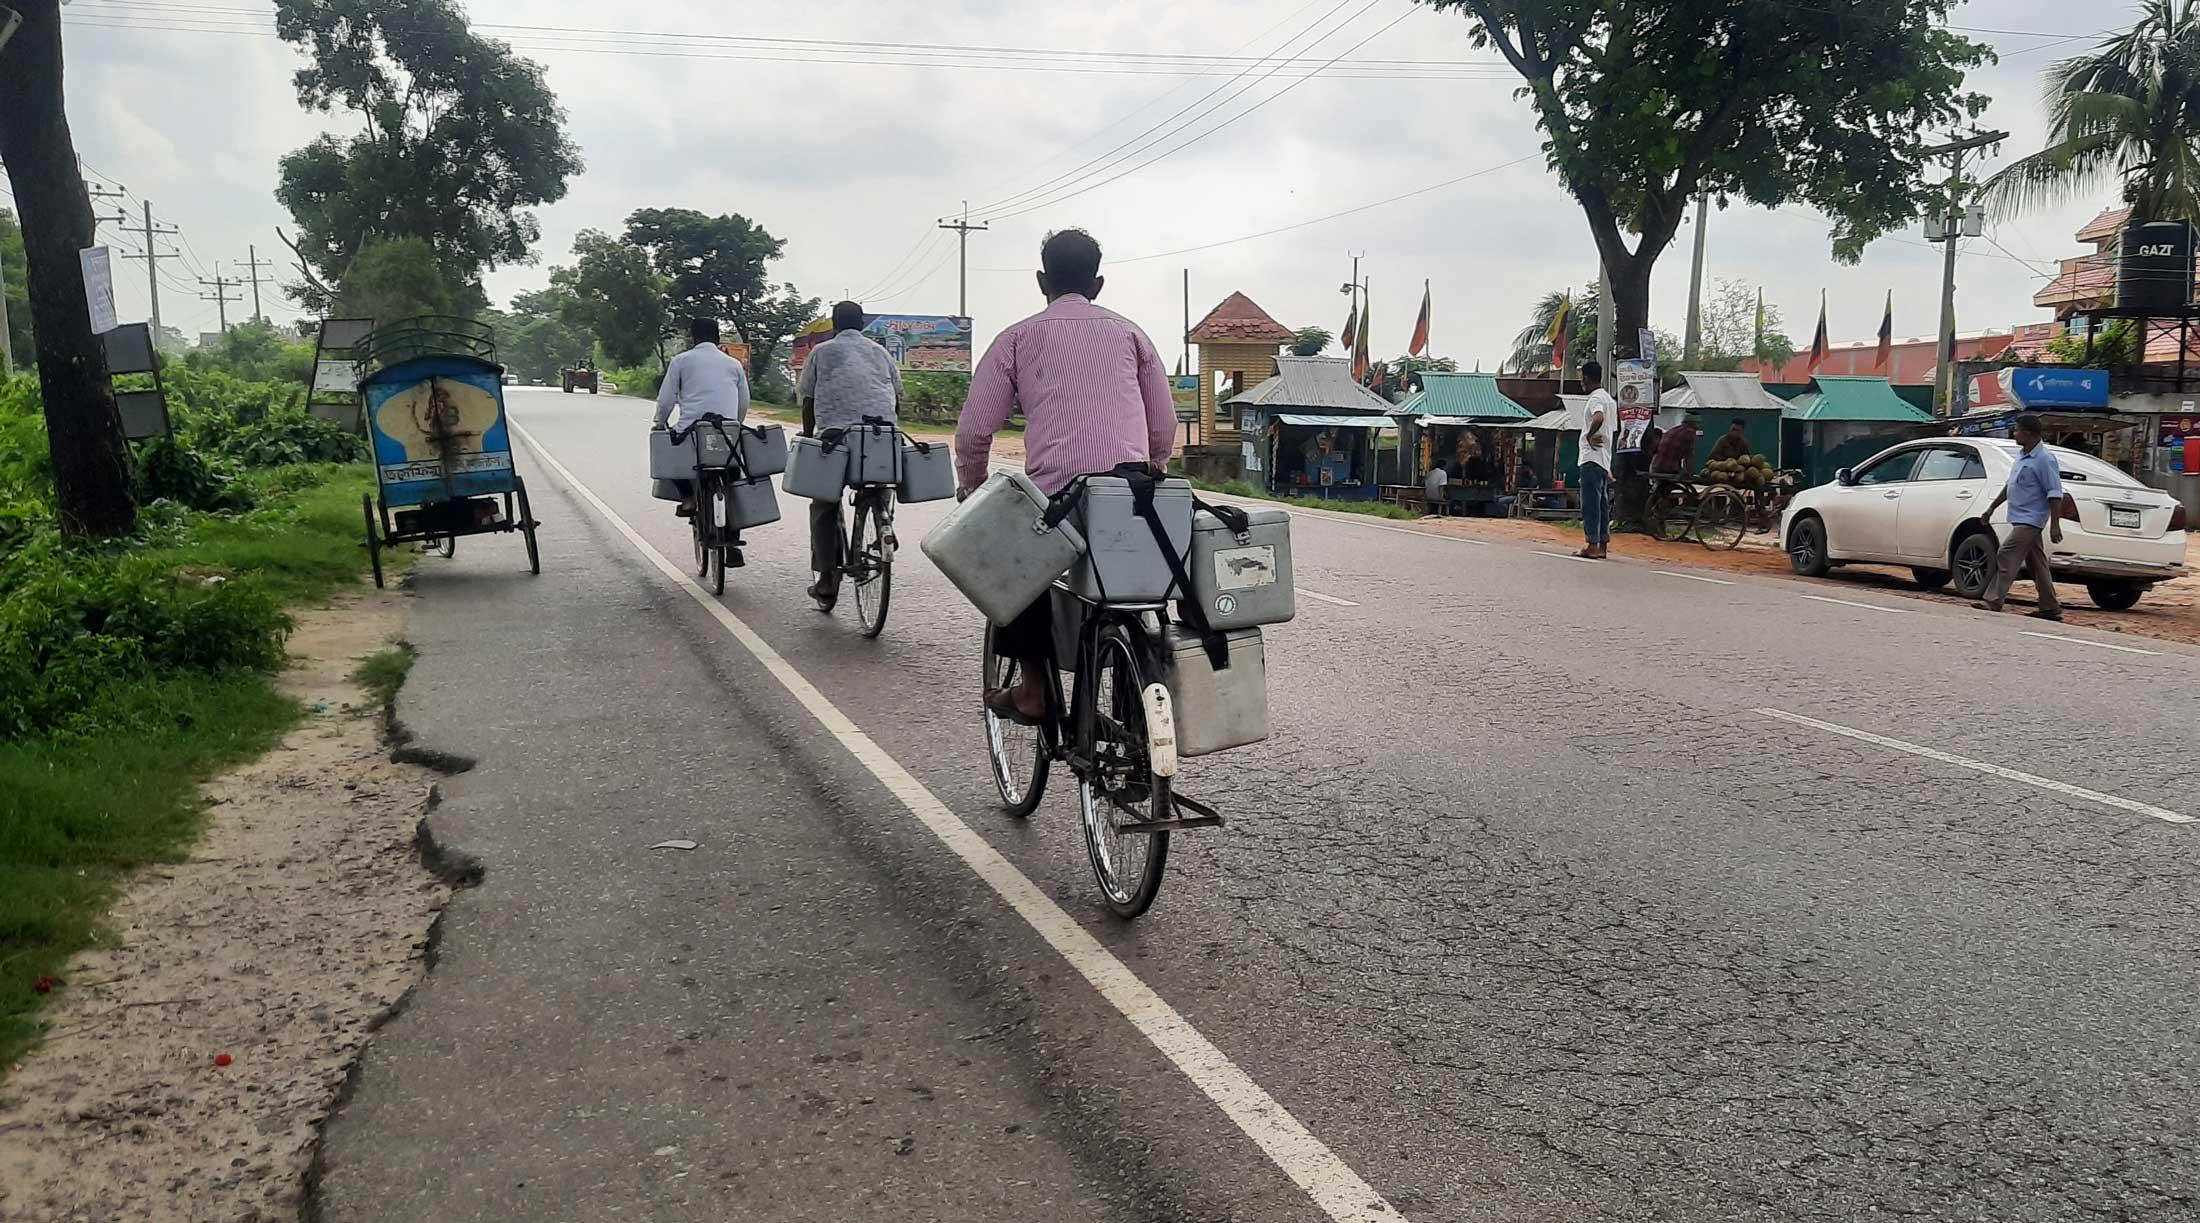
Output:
[{"xmin": 1835, "ymin": 467, "xmax": 1857, "ymax": 487}]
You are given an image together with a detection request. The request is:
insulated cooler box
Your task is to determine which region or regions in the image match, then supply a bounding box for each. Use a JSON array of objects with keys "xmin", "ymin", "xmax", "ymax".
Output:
[
  {"xmin": 1163, "ymin": 626, "xmax": 1269, "ymax": 757},
  {"xmin": 922, "ymin": 471, "xmax": 1086, "ymax": 625},
  {"xmin": 648, "ymin": 425, "xmax": 742, "ymax": 478},
  {"xmin": 1064, "ymin": 477, "xmax": 1195, "ymax": 604},
  {"xmin": 722, "ymin": 475, "xmax": 781, "ymax": 530},
  {"xmin": 846, "ymin": 424, "xmax": 900, "ymax": 486},
  {"xmin": 738, "ymin": 423, "xmax": 789, "ymax": 476},
  {"xmin": 783, "ymin": 434, "xmax": 848, "ymax": 500},
  {"xmin": 898, "ymin": 439, "xmax": 956, "ymax": 503},
  {"xmin": 1186, "ymin": 507, "xmax": 1295, "ymax": 630}
]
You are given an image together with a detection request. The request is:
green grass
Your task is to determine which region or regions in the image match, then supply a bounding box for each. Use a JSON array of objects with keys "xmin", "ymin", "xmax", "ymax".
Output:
[
  {"xmin": 1187, "ymin": 477, "xmax": 1420, "ymax": 521},
  {"xmin": 0, "ymin": 464, "xmax": 381, "ymax": 1069},
  {"xmin": 351, "ymin": 643, "xmax": 415, "ymax": 710}
]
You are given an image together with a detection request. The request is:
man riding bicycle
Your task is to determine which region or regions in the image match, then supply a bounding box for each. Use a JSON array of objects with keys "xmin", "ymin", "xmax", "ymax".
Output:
[
  {"xmin": 653, "ymin": 317, "xmax": 752, "ymax": 558},
  {"xmin": 954, "ymin": 228, "xmax": 1177, "ymax": 724},
  {"xmin": 797, "ymin": 299, "xmax": 903, "ymax": 611}
]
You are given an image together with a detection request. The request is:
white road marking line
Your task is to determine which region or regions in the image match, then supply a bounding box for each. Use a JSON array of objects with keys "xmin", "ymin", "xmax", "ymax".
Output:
[
  {"xmin": 1798, "ymin": 593, "xmax": 1911, "ymax": 615},
  {"xmin": 2019, "ymin": 630, "xmax": 2160, "ymax": 656},
  {"xmin": 1655, "ymin": 570, "xmax": 1734, "ymax": 585},
  {"xmin": 1299, "ymin": 588, "xmax": 1360, "ymax": 607},
  {"xmin": 514, "ymin": 423, "xmax": 1407, "ymax": 1223},
  {"xmin": 1533, "ymin": 550, "xmax": 1598, "ymax": 563},
  {"xmin": 1755, "ymin": 707, "xmax": 2192, "ymax": 825}
]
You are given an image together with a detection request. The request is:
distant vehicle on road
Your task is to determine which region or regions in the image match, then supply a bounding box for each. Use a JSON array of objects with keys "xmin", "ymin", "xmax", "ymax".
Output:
[
  {"xmin": 1782, "ymin": 438, "xmax": 2188, "ymax": 609},
  {"xmin": 501, "ymin": 372, "xmax": 518, "ymax": 386},
  {"xmin": 561, "ymin": 362, "xmax": 599, "ymax": 394}
]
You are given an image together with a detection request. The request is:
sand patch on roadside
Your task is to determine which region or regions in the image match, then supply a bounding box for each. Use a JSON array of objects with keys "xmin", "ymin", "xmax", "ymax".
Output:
[{"xmin": 0, "ymin": 587, "xmax": 452, "ymax": 1223}]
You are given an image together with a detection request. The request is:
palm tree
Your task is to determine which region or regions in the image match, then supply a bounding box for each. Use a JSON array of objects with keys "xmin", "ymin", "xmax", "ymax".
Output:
[
  {"xmin": 1503, "ymin": 285, "xmax": 1598, "ymax": 375},
  {"xmin": 1981, "ymin": 0, "xmax": 2200, "ymax": 223}
]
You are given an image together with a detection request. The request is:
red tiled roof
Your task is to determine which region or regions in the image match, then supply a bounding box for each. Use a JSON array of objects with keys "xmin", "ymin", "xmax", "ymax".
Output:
[
  {"xmin": 1188, "ymin": 291, "xmax": 1293, "ymax": 343},
  {"xmin": 1744, "ymin": 333, "xmax": 2014, "ymax": 386},
  {"xmin": 2006, "ymin": 322, "xmax": 2061, "ymax": 360},
  {"xmin": 2076, "ymin": 207, "xmax": 2131, "ymax": 244}
]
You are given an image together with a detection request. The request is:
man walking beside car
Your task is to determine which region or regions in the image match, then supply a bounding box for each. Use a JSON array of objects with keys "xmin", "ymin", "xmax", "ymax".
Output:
[
  {"xmin": 798, "ymin": 299, "xmax": 902, "ymax": 611},
  {"xmin": 1973, "ymin": 413, "xmax": 2068, "ymax": 621}
]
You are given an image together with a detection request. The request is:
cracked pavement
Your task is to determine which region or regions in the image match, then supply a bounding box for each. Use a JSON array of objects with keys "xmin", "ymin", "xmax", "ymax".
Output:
[{"xmin": 320, "ymin": 389, "xmax": 2200, "ymax": 1221}]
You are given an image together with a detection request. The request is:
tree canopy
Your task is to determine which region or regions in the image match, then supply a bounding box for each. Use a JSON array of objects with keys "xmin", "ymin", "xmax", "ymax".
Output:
[
  {"xmin": 1290, "ymin": 326, "xmax": 1332, "ymax": 357},
  {"xmin": 553, "ymin": 229, "xmax": 667, "ymax": 368},
  {"xmin": 1427, "ymin": 0, "xmax": 1992, "ymax": 353},
  {"xmin": 332, "ymin": 237, "xmax": 468, "ymax": 323},
  {"xmin": 1981, "ymin": 0, "xmax": 2200, "ymax": 224},
  {"xmin": 272, "ymin": 0, "xmax": 581, "ymax": 309}
]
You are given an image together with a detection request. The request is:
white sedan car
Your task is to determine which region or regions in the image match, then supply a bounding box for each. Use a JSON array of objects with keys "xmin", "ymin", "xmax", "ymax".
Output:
[{"xmin": 1781, "ymin": 437, "xmax": 2189, "ymax": 610}]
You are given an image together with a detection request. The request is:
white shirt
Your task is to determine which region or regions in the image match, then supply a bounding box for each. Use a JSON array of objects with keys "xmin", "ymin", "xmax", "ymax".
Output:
[
  {"xmin": 1579, "ymin": 387, "xmax": 1617, "ymax": 473},
  {"xmin": 1424, "ymin": 466, "xmax": 1449, "ymax": 499},
  {"xmin": 797, "ymin": 329, "xmax": 902, "ymax": 432},
  {"xmin": 654, "ymin": 341, "xmax": 751, "ymax": 431}
]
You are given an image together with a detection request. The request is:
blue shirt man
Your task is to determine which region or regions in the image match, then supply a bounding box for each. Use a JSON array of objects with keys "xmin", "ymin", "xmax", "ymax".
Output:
[{"xmin": 1974, "ymin": 414, "xmax": 2067, "ymax": 620}]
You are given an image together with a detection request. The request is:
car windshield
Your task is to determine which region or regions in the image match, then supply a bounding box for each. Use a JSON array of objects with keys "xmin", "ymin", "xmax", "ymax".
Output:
[{"xmin": 1979, "ymin": 439, "xmax": 2143, "ymax": 489}]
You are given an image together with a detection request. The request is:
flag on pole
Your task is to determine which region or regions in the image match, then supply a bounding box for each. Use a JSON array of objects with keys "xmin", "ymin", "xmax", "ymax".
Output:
[
  {"xmin": 1408, "ymin": 279, "xmax": 1431, "ymax": 356},
  {"xmin": 1874, "ymin": 290, "xmax": 1893, "ymax": 372},
  {"xmin": 1341, "ymin": 300, "xmax": 1358, "ymax": 356},
  {"xmin": 1352, "ymin": 294, "xmax": 1371, "ymax": 382},
  {"xmin": 1808, "ymin": 290, "xmax": 1829, "ymax": 372},
  {"xmin": 1754, "ymin": 288, "xmax": 1765, "ymax": 357},
  {"xmin": 1546, "ymin": 293, "xmax": 1572, "ymax": 375}
]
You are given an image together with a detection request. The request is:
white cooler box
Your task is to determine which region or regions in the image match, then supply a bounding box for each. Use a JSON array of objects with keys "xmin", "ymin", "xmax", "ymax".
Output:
[
  {"xmin": 738, "ymin": 423, "xmax": 789, "ymax": 476},
  {"xmin": 1187, "ymin": 507, "xmax": 1294, "ymax": 630},
  {"xmin": 1163, "ymin": 626, "xmax": 1268, "ymax": 757},
  {"xmin": 922, "ymin": 471, "xmax": 1086, "ymax": 625},
  {"xmin": 899, "ymin": 439, "xmax": 956, "ymax": 503},
  {"xmin": 718, "ymin": 475, "xmax": 782, "ymax": 530},
  {"xmin": 783, "ymin": 434, "xmax": 848, "ymax": 500},
  {"xmin": 846, "ymin": 424, "xmax": 900, "ymax": 486},
  {"xmin": 1065, "ymin": 476, "xmax": 1195, "ymax": 604},
  {"xmin": 649, "ymin": 424, "xmax": 743, "ymax": 478}
]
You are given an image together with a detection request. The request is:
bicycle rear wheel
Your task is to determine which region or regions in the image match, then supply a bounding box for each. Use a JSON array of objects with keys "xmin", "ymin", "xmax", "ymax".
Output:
[
  {"xmin": 851, "ymin": 491, "xmax": 892, "ymax": 638},
  {"xmin": 1694, "ymin": 487, "xmax": 1748, "ymax": 550},
  {"xmin": 982, "ymin": 627, "xmax": 1048, "ymax": 818},
  {"xmin": 1076, "ymin": 622, "xmax": 1170, "ymax": 919},
  {"xmin": 1652, "ymin": 486, "xmax": 1696, "ymax": 542}
]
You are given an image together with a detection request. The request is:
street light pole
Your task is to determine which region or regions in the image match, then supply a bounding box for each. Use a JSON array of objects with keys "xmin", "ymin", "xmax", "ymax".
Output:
[{"xmin": 1923, "ymin": 129, "xmax": 2007, "ymax": 416}]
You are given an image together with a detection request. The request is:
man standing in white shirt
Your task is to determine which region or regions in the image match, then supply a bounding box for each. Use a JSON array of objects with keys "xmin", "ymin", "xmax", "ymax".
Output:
[
  {"xmin": 653, "ymin": 317, "xmax": 752, "ymax": 519},
  {"xmin": 1576, "ymin": 358, "xmax": 1616, "ymax": 559},
  {"xmin": 796, "ymin": 300, "xmax": 902, "ymax": 610}
]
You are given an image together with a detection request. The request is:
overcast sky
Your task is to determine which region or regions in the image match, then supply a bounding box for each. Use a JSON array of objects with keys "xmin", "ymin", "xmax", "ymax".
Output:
[{"xmin": 38, "ymin": 0, "xmax": 2141, "ymax": 370}]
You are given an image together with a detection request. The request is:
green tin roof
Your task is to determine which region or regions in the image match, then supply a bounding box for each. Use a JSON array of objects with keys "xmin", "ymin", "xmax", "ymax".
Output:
[
  {"xmin": 1395, "ymin": 371, "xmax": 1531, "ymax": 420},
  {"xmin": 1784, "ymin": 375, "xmax": 1936, "ymax": 424}
]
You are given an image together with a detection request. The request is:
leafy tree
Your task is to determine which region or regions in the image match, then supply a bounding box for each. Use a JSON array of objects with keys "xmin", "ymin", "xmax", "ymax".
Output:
[
  {"xmin": 1290, "ymin": 326, "xmax": 1333, "ymax": 357},
  {"xmin": 1, "ymin": 209, "xmax": 30, "ymax": 369},
  {"xmin": 182, "ymin": 319, "xmax": 316, "ymax": 383},
  {"xmin": 0, "ymin": 0, "xmax": 133, "ymax": 536},
  {"xmin": 742, "ymin": 284, "xmax": 822, "ymax": 387},
  {"xmin": 1982, "ymin": 1, "xmax": 2200, "ymax": 223},
  {"xmin": 2044, "ymin": 319, "xmax": 2143, "ymax": 364},
  {"xmin": 1427, "ymin": 0, "xmax": 1992, "ymax": 356},
  {"xmin": 272, "ymin": 0, "xmax": 581, "ymax": 308},
  {"xmin": 483, "ymin": 284, "xmax": 589, "ymax": 383},
  {"xmin": 555, "ymin": 230, "xmax": 666, "ymax": 368},
  {"xmin": 1371, "ymin": 354, "xmax": 1460, "ymax": 396},
  {"xmin": 334, "ymin": 237, "xmax": 466, "ymax": 324},
  {"xmin": 1505, "ymin": 285, "xmax": 1599, "ymax": 374},
  {"xmin": 617, "ymin": 208, "xmax": 817, "ymax": 373},
  {"xmin": 1690, "ymin": 278, "xmax": 1795, "ymax": 372}
]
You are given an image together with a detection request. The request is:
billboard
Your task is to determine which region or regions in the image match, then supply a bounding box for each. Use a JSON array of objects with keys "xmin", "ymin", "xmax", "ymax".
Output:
[
  {"xmin": 1613, "ymin": 358, "xmax": 1657, "ymax": 452},
  {"xmin": 1171, "ymin": 375, "xmax": 1199, "ymax": 421},
  {"xmin": 790, "ymin": 314, "xmax": 973, "ymax": 374},
  {"xmin": 366, "ymin": 362, "xmax": 513, "ymax": 508}
]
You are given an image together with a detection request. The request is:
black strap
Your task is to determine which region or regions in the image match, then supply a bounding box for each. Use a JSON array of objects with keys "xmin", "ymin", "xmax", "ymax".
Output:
[{"xmin": 1119, "ymin": 470, "xmax": 1232, "ymax": 671}]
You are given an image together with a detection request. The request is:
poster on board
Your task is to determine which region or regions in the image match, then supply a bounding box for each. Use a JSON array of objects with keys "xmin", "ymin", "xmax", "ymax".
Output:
[
  {"xmin": 79, "ymin": 247, "xmax": 118, "ymax": 334},
  {"xmin": 1613, "ymin": 358, "xmax": 1657, "ymax": 453}
]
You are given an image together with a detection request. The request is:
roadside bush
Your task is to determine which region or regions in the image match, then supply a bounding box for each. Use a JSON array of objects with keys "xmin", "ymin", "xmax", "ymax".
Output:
[{"xmin": 131, "ymin": 438, "xmax": 253, "ymax": 513}]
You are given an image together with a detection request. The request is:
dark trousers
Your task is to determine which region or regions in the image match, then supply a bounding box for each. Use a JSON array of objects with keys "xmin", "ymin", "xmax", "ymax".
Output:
[
  {"xmin": 997, "ymin": 593, "xmax": 1055, "ymax": 665},
  {"xmin": 809, "ymin": 497, "xmax": 845, "ymax": 594},
  {"xmin": 1580, "ymin": 464, "xmax": 1612, "ymax": 544},
  {"xmin": 1982, "ymin": 523, "xmax": 2062, "ymax": 613}
]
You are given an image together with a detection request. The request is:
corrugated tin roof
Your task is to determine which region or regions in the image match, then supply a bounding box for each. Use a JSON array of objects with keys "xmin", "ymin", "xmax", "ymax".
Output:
[
  {"xmin": 1783, "ymin": 375, "xmax": 1937, "ymax": 423},
  {"xmin": 1487, "ymin": 407, "xmax": 1576, "ymax": 430},
  {"xmin": 1668, "ymin": 371, "xmax": 1789, "ymax": 411},
  {"xmin": 1271, "ymin": 412, "xmax": 1392, "ymax": 429},
  {"xmin": 1188, "ymin": 291, "xmax": 1294, "ymax": 343},
  {"xmin": 1392, "ymin": 371, "xmax": 1531, "ymax": 419},
  {"xmin": 1234, "ymin": 356, "xmax": 1393, "ymax": 413}
]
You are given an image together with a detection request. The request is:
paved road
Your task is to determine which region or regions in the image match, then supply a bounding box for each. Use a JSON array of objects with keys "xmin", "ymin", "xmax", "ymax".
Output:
[{"xmin": 320, "ymin": 387, "xmax": 2200, "ymax": 1222}]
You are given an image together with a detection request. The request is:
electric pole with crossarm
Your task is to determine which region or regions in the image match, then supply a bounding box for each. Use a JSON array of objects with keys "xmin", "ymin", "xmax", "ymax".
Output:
[
  {"xmin": 199, "ymin": 263, "xmax": 239, "ymax": 334},
  {"xmin": 937, "ymin": 202, "xmax": 988, "ymax": 319},
  {"xmin": 120, "ymin": 200, "xmax": 179, "ymax": 340},
  {"xmin": 241, "ymin": 243, "xmax": 273, "ymax": 322}
]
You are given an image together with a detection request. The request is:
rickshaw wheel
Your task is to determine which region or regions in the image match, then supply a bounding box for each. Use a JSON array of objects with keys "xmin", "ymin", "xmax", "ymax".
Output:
[
  {"xmin": 436, "ymin": 535, "xmax": 457, "ymax": 559},
  {"xmin": 363, "ymin": 494, "xmax": 385, "ymax": 589},
  {"xmin": 516, "ymin": 478, "xmax": 540, "ymax": 575}
]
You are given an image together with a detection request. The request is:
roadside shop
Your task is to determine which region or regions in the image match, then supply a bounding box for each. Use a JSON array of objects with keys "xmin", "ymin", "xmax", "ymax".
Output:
[
  {"xmin": 1235, "ymin": 356, "xmax": 1397, "ymax": 501},
  {"xmin": 1393, "ymin": 371, "xmax": 1533, "ymax": 514},
  {"xmin": 1779, "ymin": 374, "xmax": 1938, "ymax": 487}
]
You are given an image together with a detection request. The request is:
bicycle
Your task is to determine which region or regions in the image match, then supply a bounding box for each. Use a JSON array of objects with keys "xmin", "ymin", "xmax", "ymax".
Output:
[
  {"xmin": 670, "ymin": 416, "xmax": 747, "ymax": 596},
  {"xmin": 836, "ymin": 482, "xmax": 896, "ymax": 638}
]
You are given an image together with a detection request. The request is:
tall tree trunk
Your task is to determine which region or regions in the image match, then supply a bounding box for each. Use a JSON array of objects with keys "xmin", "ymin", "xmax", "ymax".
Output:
[
  {"xmin": 0, "ymin": 0, "xmax": 135, "ymax": 537},
  {"xmin": 1605, "ymin": 252, "xmax": 1653, "ymax": 362}
]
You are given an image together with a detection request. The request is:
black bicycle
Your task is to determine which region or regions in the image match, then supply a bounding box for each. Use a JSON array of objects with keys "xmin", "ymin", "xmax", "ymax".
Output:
[
  {"xmin": 838, "ymin": 483, "xmax": 896, "ymax": 637},
  {"xmin": 671, "ymin": 417, "xmax": 747, "ymax": 596}
]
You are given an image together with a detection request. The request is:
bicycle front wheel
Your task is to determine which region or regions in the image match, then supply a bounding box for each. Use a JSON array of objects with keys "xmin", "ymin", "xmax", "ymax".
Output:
[
  {"xmin": 1076, "ymin": 622, "xmax": 1170, "ymax": 919},
  {"xmin": 1694, "ymin": 487, "xmax": 1748, "ymax": 550},
  {"xmin": 851, "ymin": 492, "xmax": 892, "ymax": 638},
  {"xmin": 982, "ymin": 627, "xmax": 1048, "ymax": 818}
]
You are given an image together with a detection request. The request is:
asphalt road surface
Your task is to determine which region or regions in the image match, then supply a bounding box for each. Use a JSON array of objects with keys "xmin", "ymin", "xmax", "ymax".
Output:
[{"xmin": 317, "ymin": 387, "xmax": 2200, "ymax": 1222}]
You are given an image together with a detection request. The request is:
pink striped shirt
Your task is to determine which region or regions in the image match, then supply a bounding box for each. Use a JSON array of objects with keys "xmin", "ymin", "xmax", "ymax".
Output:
[{"xmin": 954, "ymin": 294, "xmax": 1178, "ymax": 496}]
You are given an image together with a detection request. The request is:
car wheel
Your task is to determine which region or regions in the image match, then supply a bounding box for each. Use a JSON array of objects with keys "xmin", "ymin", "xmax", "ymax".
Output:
[
  {"xmin": 1950, "ymin": 531, "xmax": 1997, "ymax": 599},
  {"xmin": 2086, "ymin": 579, "xmax": 2144, "ymax": 611},
  {"xmin": 1910, "ymin": 567, "xmax": 1950, "ymax": 591},
  {"xmin": 1788, "ymin": 514, "xmax": 1830, "ymax": 577}
]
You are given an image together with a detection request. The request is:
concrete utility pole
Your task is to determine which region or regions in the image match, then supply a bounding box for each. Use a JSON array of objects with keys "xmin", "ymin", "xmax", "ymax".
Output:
[
  {"xmin": 1597, "ymin": 263, "xmax": 1615, "ymax": 377},
  {"xmin": 1683, "ymin": 192, "xmax": 1709, "ymax": 368},
  {"xmin": 83, "ymin": 181, "xmax": 125, "ymax": 238},
  {"xmin": 119, "ymin": 200, "xmax": 178, "ymax": 340},
  {"xmin": 241, "ymin": 244, "xmax": 272, "ymax": 322},
  {"xmin": 936, "ymin": 201, "xmax": 988, "ymax": 318},
  {"xmin": 198, "ymin": 262, "xmax": 239, "ymax": 334},
  {"xmin": 1923, "ymin": 129, "xmax": 2007, "ymax": 416}
]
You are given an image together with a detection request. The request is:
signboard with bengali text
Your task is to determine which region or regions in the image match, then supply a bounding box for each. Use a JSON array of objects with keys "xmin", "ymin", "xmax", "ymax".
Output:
[{"xmin": 789, "ymin": 314, "xmax": 973, "ymax": 374}]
